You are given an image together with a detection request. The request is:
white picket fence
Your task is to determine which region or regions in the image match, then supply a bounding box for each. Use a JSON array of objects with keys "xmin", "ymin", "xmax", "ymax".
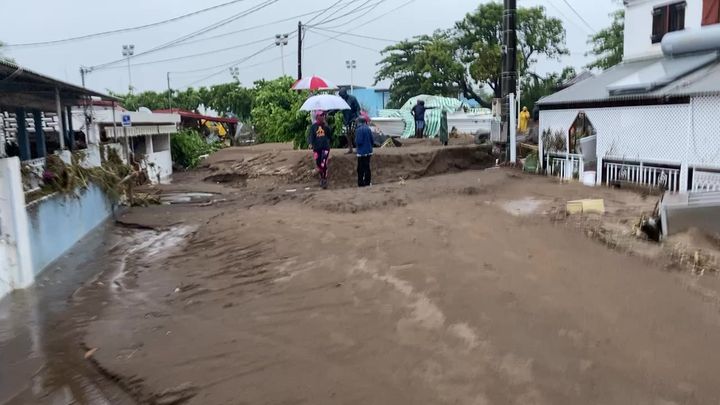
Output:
[
  {"xmin": 692, "ymin": 170, "xmax": 720, "ymax": 192},
  {"xmin": 546, "ymin": 152, "xmax": 584, "ymax": 180},
  {"xmin": 604, "ymin": 161, "xmax": 681, "ymax": 192}
]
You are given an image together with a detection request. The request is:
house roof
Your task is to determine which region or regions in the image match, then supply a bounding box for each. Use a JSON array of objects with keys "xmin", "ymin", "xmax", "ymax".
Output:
[
  {"xmin": 537, "ymin": 51, "xmax": 720, "ymax": 107},
  {"xmin": 0, "ymin": 59, "xmax": 115, "ymax": 110}
]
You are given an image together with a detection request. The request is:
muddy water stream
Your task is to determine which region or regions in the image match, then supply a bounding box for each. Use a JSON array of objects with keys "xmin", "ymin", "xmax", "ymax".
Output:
[{"xmin": 0, "ymin": 222, "xmax": 188, "ymax": 405}]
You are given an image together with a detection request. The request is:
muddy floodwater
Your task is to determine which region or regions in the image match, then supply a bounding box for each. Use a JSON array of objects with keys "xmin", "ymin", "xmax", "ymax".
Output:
[{"xmin": 0, "ymin": 222, "xmax": 171, "ymax": 405}]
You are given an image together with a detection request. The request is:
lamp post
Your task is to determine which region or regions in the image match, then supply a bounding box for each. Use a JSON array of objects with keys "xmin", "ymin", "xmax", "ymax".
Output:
[
  {"xmin": 275, "ymin": 34, "xmax": 289, "ymax": 76},
  {"xmin": 345, "ymin": 59, "xmax": 356, "ymax": 93},
  {"xmin": 229, "ymin": 66, "xmax": 240, "ymax": 81},
  {"xmin": 122, "ymin": 44, "xmax": 135, "ymax": 94}
]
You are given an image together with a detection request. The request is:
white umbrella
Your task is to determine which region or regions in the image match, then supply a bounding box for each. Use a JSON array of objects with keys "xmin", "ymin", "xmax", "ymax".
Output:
[{"xmin": 300, "ymin": 94, "xmax": 350, "ymax": 111}]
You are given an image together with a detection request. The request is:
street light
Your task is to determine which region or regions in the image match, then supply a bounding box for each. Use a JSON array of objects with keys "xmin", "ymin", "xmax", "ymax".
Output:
[
  {"xmin": 229, "ymin": 66, "xmax": 240, "ymax": 81},
  {"xmin": 275, "ymin": 34, "xmax": 289, "ymax": 76},
  {"xmin": 345, "ymin": 59, "xmax": 357, "ymax": 93},
  {"xmin": 122, "ymin": 44, "xmax": 135, "ymax": 94}
]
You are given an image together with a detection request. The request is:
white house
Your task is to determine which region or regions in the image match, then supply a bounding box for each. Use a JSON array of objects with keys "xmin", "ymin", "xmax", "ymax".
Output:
[
  {"xmin": 538, "ymin": 0, "xmax": 720, "ymax": 193},
  {"xmin": 73, "ymin": 104, "xmax": 180, "ymax": 184}
]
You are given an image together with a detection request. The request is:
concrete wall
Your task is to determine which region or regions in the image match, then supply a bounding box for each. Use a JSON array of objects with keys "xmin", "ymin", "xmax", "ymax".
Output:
[
  {"xmin": 625, "ymin": 0, "xmax": 703, "ymax": 60},
  {"xmin": 25, "ymin": 184, "xmax": 113, "ymax": 275},
  {"xmin": 0, "ymin": 157, "xmax": 34, "ymax": 300}
]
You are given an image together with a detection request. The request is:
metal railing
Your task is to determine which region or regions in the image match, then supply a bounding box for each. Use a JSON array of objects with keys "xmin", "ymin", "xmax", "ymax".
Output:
[
  {"xmin": 692, "ymin": 170, "xmax": 720, "ymax": 192},
  {"xmin": 546, "ymin": 152, "xmax": 584, "ymax": 180},
  {"xmin": 605, "ymin": 161, "xmax": 681, "ymax": 192}
]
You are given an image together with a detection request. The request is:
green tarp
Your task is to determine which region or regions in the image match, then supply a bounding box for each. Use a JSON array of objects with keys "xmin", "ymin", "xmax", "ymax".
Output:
[{"xmin": 379, "ymin": 95, "xmax": 464, "ymax": 138}]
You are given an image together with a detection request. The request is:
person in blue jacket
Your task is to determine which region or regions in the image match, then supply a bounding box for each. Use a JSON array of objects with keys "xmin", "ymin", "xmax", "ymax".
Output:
[{"xmin": 355, "ymin": 116, "xmax": 373, "ymax": 187}]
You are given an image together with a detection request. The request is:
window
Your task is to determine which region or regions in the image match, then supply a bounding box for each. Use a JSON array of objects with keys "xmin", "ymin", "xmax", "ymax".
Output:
[
  {"xmin": 652, "ymin": 2, "xmax": 686, "ymax": 43},
  {"xmin": 703, "ymin": 0, "xmax": 720, "ymax": 26}
]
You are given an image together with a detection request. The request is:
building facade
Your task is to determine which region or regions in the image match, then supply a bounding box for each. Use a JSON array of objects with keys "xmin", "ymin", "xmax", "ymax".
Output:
[{"xmin": 538, "ymin": 0, "xmax": 720, "ymax": 192}]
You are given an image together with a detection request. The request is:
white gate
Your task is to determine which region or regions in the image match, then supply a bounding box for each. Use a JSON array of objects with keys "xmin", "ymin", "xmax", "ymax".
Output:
[{"xmin": 604, "ymin": 161, "xmax": 681, "ymax": 192}]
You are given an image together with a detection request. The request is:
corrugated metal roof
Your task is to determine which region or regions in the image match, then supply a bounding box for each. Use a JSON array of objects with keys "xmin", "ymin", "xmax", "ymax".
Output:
[
  {"xmin": 0, "ymin": 59, "xmax": 114, "ymax": 100},
  {"xmin": 538, "ymin": 52, "xmax": 720, "ymax": 107}
]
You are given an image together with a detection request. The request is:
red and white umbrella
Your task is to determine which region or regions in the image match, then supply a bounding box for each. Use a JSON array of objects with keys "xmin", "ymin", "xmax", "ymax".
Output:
[{"xmin": 292, "ymin": 75, "xmax": 336, "ymax": 90}]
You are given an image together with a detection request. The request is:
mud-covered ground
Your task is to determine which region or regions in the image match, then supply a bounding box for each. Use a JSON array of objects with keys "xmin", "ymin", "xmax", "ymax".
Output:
[{"xmin": 4, "ymin": 142, "xmax": 720, "ymax": 404}]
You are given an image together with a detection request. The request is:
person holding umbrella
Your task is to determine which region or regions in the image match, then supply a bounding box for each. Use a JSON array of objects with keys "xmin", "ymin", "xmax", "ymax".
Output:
[
  {"xmin": 307, "ymin": 111, "xmax": 333, "ymax": 189},
  {"xmin": 338, "ymin": 88, "xmax": 360, "ymax": 154}
]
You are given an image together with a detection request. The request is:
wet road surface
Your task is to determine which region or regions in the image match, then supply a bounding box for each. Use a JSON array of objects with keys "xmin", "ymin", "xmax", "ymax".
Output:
[{"xmin": 0, "ymin": 221, "xmax": 146, "ymax": 405}]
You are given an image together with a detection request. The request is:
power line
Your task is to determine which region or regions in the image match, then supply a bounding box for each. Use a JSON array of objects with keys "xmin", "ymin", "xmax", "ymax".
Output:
[
  {"xmin": 310, "ymin": 27, "xmax": 398, "ymax": 42},
  {"xmin": 184, "ymin": 44, "xmax": 277, "ymax": 86},
  {"xmin": 90, "ymin": 0, "xmax": 281, "ymax": 71},
  {"xmin": 307, "ymin": 0, "xmax": 378, "ymax": 27},
  {"xmin": 97, "ymin": 36, "xmax": 279, "ymax": 70},
  {"xmin": 305, "ymin": 0, "xmax": 348, "ymax": 25},
  {"xmin": 558, "ymin": 0, "xmax": 596, "ymax": 33},
  {"xmin": 151, "ymin": 8, "xmax": 333, "ymax": 52},
  {"xmin": 315, "ymin": 0, "xmax": 415, "ymax": 30},
  {"xmin": 172, "ymin": 33, "xmax": 297, "ymax": 75},
  {"xmin": 6, "ymin": 0, "xmax": 254, "ymax": 48},
  {"xmin": 307, "ymin": 29, "xmax": 381, "ymax": 52}
]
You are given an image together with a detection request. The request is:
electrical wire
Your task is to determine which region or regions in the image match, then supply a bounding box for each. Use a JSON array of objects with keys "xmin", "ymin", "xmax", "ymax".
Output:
[
  {"xmin": 171, "ymin": 32, "xmax": 297, "ymax": 75},
  {"xmin": 6, "ymin": 0, "xmax": 254, "ymax": 48},
  {"xmin": 309, "ymin": 27, "xmax": 398, "ymax": 42},
  {"xmin": 184, "ymin": 43, "xmax": 277, "ymax": 87},
  {"xmin": 307, "ymin": 29, "xmax": 380, "ymax": 52},
  {"xmin": 306, "ymin": 0, "xmax": 379, "ymax": 27},
  {"xmin": 90, "ymin": 0, "xmax": 281, "ymax": 71},
  {"xmin": 96, "ymin": 36, "xmax": 278, "ymax": 70},
  {"xmin": 558, "ymin": 0, "xmax": 596, "ymax": 33},
  {"xmin": 149, "ymin": 7, "xmax": 333, "ymax": 52},
  {"xmin": 305, "ymin": 0, "xmax": 348, "ymax": 25}
]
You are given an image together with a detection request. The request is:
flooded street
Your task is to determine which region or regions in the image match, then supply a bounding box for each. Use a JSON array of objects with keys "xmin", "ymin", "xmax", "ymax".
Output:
[{"xmin": 0, "ymin": 220, "xmax": 183, "ymax": 405}]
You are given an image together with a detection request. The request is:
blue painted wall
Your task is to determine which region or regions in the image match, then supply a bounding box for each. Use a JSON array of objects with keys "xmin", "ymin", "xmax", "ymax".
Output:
[
  {"xmin": 349, "ymin": 88, "xmax": 390, "ymax": 117},
  {"xmin": 26, "ymin": 185, "xmax": 113, "ymax": 275}
]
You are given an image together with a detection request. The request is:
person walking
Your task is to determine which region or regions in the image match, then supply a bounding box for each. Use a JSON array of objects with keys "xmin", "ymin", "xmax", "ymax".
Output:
[
  {"xmin": 338, "ymin": 88, "xmax": 360, "ymax": 154},
  {"xmin": 307, "ymin": 111, "xmax": 333, "ymax": 189},
  {"xmin": 355, "ymin": 116, "xmax": 373, "ymax": 187}
]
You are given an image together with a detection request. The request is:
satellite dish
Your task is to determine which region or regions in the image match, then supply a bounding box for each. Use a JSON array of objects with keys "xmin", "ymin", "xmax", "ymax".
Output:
[{"xmin": 138, "ymin": 107, "xmax": 152, "ymax": 113}]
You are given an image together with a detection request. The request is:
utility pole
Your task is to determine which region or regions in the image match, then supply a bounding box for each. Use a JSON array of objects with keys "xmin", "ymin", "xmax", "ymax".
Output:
[
  {"xmin": 80, "ymin": 66, "xmax": 89, "ymax": 88},
  {"xmin": 501, "ymin": 0, "xmax": 517, "ymax": 161},
  {"xmin": 166, "ymin": 72, "xmax": 172, "ymax": 110},
  {"xmin": 297, "ymin": 21, "xmax": 303, "ymax": 80}
]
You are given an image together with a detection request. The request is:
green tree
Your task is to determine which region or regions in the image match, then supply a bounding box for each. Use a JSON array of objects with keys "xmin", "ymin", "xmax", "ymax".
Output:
[
  {"xmin": 250, "ymin": 76, "xmax": 309, "ymax": 146},
  {"xmin": 375, "ymin": 32, "xmax": 465, "ymax": 108},
  {"xmin": 586, "ymin": 9, "xmax": 624, "ymax": 70},
  {"xmin": 456, "ymin": 3, "xmax": 567, "ymax": 100},
  {"xmin": 202, "ymin": 82, "xmax": 254, "ymax": 121},
  {"xmin": 520, "ymin": 67, "xmax": 576, "ymax": 113}
]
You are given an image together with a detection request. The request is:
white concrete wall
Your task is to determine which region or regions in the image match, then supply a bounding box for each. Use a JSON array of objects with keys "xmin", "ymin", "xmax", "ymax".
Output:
[
  {"xmin": 624, "ymin": 0, "xmax": 703, "ymax": 60},
  {"xmin": 0, "ymin": 157, "xmax": 34, "ymax": 300},
  {"xmin": 539, "ymin": 100, "xmax": 720, "ymax": 190}
]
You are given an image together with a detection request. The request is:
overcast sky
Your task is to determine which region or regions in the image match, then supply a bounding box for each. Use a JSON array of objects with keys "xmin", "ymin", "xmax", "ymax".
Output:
[{"xmin": 1, "ymin": 0, "xmax": 619, "ymax": 95}]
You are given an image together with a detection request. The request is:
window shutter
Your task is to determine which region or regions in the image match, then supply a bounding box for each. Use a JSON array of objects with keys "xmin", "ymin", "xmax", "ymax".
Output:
[
  {"xmin": 702, "ymin": 0, "xmax": 720, "ymax": 26},
  {"xmin": 652, "ymin": 7, "xmax": 667, "ymax": 43}
]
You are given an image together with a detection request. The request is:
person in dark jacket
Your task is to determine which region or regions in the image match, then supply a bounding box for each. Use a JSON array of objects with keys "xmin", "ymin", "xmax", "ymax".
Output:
[
  {"xmin": 411, "ymin": 100, "xmax": 436, "ymax": 138},
  {"xmin": 307, "ymin": 111, "xmax": 333, "ymax": 189},
  {"xmin": 355, "ymin": 116, "xmax": 373, "ymax": 187},
  {"xmin": 339, "ymin": 88, "xmax": 360, "ymax": 154}
]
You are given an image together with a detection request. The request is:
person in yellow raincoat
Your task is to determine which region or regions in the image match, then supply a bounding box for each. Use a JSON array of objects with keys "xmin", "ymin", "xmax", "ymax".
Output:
[{"xmin": 518, "ymin": 106, "xmax": 530, "ymax": 134}]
